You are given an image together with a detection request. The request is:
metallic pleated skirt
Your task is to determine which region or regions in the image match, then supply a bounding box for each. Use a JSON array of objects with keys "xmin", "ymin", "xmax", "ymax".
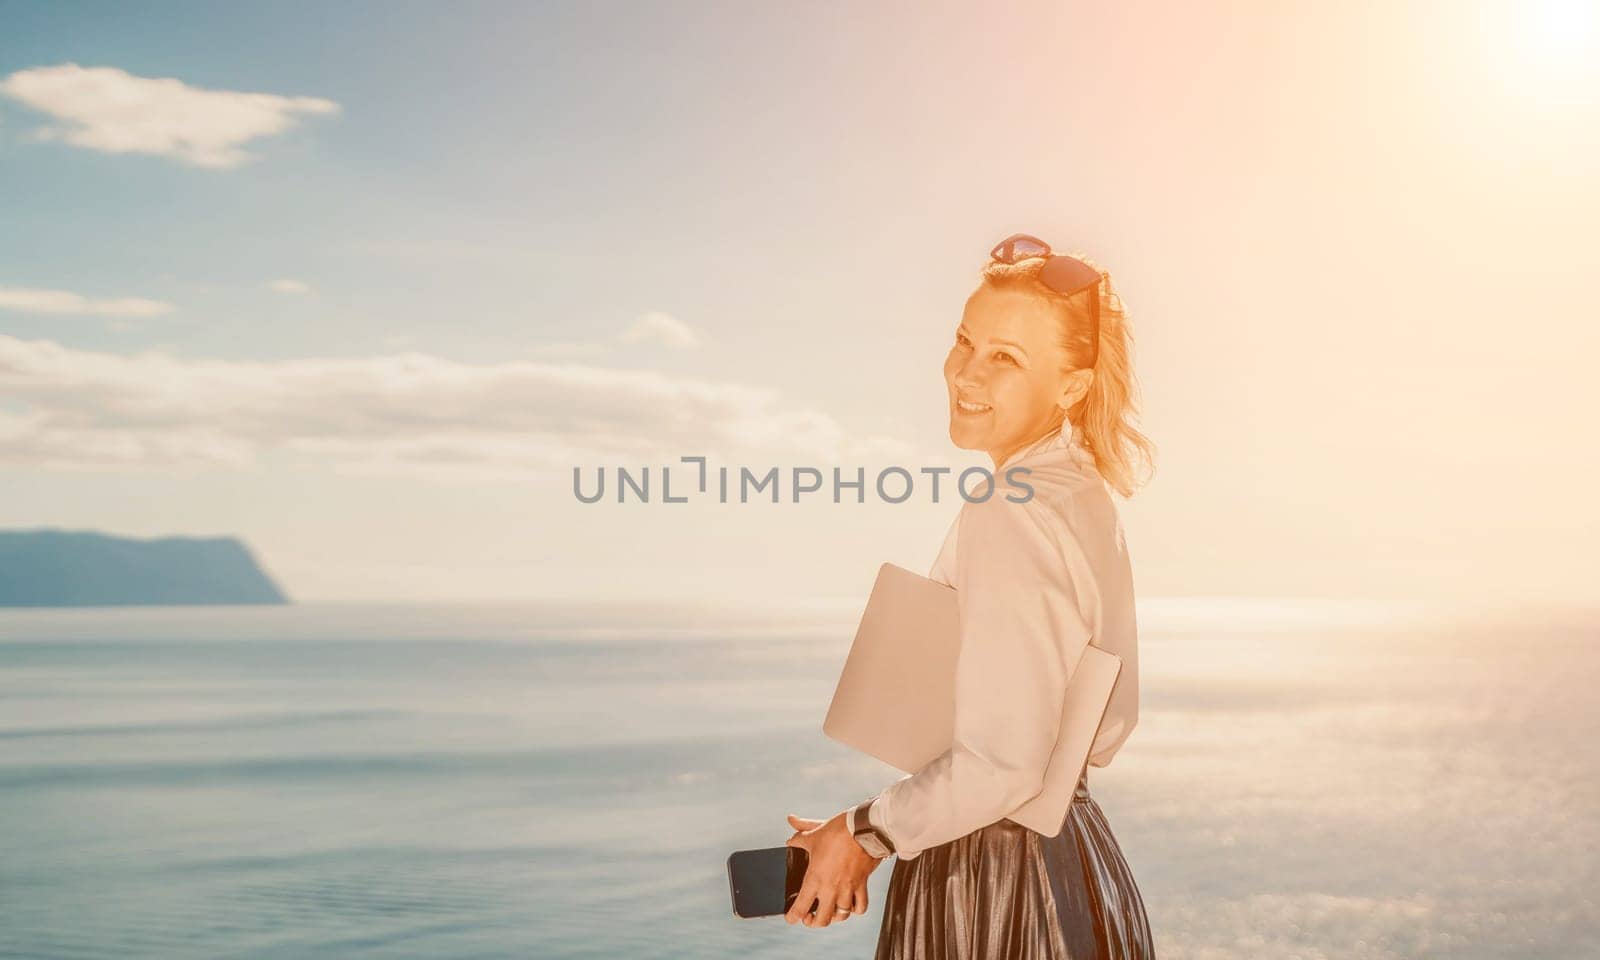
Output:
[{"xmin": 873, "ymin": 773, "xmax": 1155, "ymax": 960}]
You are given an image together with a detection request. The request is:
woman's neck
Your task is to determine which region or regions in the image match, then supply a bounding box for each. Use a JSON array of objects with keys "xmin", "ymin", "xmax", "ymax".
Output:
[{"xmin": 990, "ymin": 418, "xmax": 1068, "ymax": 471}]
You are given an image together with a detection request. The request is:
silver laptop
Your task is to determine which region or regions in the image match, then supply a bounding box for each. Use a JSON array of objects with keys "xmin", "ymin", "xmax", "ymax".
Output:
[{"xmin": 822, "ymin": 562, "xmax": 1122, "ymax": 837}]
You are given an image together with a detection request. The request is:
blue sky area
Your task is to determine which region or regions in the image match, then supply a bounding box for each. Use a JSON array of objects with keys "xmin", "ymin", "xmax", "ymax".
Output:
[{"xmin": 2, "ymin": 1, "xmax": 1596, "ymax": 608}]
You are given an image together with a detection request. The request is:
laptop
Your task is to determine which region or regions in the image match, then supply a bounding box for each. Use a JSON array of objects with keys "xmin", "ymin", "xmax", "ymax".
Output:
[{"xmin": 822, "ymin": 562, "xmax": 1122, "ymax": 838}]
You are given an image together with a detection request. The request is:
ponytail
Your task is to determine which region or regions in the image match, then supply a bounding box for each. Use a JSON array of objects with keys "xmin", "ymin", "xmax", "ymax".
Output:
[{"xmin": 1072, "ymin": 269, "xmax": 1155, "ymax": 498}]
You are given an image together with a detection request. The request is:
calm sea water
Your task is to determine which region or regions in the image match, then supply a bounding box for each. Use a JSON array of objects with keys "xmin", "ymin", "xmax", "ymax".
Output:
[{"xmin": 0, "ymin": 601, "xmax": 1596, "ymax": 959}]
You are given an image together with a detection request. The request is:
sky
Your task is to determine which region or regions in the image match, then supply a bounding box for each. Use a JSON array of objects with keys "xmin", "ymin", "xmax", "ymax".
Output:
[{"xmin": 0, "ymin": 0, "xmax": 1596, "ymax": 610}]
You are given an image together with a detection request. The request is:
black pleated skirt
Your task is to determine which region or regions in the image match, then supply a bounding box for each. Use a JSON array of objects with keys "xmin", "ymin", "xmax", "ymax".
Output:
[{"xmin": 873, "ymin": 773, "xmax": 1155, "ymax": 960}]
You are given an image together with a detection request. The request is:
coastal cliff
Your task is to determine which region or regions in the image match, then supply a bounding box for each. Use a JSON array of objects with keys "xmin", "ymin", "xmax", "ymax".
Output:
[{"xmin": 0, "ymin": 529, "xmax": 289, "ymax": 607}]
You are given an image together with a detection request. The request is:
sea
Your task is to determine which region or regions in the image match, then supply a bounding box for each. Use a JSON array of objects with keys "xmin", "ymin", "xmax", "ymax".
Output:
[{"xmin": 0, "ymin": 600, "xmax": 1595, "ymax": 959}]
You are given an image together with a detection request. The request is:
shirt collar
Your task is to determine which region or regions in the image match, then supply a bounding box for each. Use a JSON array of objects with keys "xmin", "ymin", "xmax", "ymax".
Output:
[{"xmin": 998, "ymin": 419, "xmax": 1077, "ymax": 472}]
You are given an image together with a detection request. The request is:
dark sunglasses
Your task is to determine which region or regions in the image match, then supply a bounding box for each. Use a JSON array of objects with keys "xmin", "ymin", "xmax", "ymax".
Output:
[
  {"xmin": 988, "ymin": 233, "xmax": 1102, "ymax": 364},
  {"xmin": 989, "ymin": 234, "xmax": 1104, "ymax": 299}
]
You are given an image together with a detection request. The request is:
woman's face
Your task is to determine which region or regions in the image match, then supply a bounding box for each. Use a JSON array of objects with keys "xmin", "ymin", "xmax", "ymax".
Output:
[{"xmin": 943, "ymin": 284, "xmax": 1083, "ymax": 467}]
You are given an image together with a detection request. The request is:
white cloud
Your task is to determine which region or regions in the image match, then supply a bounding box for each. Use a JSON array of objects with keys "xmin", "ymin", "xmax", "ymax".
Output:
[
  {"xmin": 0, "ymin": 334, "xmax": 911, "ymax": 472},
  {"xmin": 530, "ymin": 311, "xmax": 699, "ymax": 359},
  {"xmin": 0, "ymin": 286, "xmax": 173, "ymax": 318},
  {"xmin": 527, "ymin": 340, "xmax": 610, "ymax": 360},
  {"xmin": 268, "ymin": 279, "xmax": 312, "ymax": 295},
  {"xmin": 618, "ymin": 311, "xmax": 697, "ymax": 348},
  {"xmin": 0, "ymin": 64, "xmax": 339, "ymax": 168}
]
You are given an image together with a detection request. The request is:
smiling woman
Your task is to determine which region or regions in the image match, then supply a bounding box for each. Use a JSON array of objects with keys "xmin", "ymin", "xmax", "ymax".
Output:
[{"xmin": 782, "ymin": 234, "xmax": 1157, "ymax": 959}]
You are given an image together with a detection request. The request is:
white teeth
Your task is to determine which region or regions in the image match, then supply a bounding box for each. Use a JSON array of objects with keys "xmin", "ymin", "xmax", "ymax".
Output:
[{"xmin": 956, "ymin": 398, "xmax": 991, "ymax": 413}]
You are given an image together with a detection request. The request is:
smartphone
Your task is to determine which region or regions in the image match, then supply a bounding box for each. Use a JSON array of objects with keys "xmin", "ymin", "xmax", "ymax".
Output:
[{"xmin": 727, "ymin": 845, "xmax": 817, "ymax": 919}]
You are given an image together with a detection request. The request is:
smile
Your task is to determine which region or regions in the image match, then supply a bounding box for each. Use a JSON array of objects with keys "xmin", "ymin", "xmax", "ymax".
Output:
[{"xmin": 955, "ymin": 398, "xmax": 992, "ymax": 413}]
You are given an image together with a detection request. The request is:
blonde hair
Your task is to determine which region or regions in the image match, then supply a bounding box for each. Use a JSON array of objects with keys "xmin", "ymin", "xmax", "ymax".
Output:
[{"xmin": 979, "ymin": 254, "xmax": 1156, "ymax": 498}]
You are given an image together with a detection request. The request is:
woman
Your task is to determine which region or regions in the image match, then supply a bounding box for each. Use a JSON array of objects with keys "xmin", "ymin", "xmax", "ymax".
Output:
[{"xmin": 783, "ymin": 234, "xmax": 1157, "ymax": 959}]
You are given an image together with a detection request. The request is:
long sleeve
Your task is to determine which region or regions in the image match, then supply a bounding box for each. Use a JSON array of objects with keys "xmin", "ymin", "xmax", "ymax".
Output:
[{"xmin": 868, "ymin": 493, "xmax": 1096, "ymax": 861}]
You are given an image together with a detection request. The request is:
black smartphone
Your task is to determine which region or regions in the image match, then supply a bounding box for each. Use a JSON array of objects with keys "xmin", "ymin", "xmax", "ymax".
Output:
[{"xmin": 727, "ymin": 845, "xmax": 817, "ymax": 919}]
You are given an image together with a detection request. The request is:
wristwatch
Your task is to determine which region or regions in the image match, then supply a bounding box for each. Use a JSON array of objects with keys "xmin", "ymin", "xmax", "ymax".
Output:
[{"xmin": 850, "ymin": 797, "xmax": 895, "ymax": 859}]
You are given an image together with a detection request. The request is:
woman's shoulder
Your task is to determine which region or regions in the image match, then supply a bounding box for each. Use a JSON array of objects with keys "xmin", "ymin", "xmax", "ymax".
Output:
[
  {"xmin": 951, "ymin": 481, "xmax": 1086, "ymax": 562},
  {"xmin": 1009, "ymin": 440, "xmax": 1102, "ymax": 490},
  {"xmin": 978, "ymin": 456, "xmax": 1114, "ymax": 530},
  {"xmin": 947, "ymin": 482, "xmax": 1107, "ymax": 619},
  {"xmin": 956, "ymin": 463, "xmax": 1122, "ymax": 580}
]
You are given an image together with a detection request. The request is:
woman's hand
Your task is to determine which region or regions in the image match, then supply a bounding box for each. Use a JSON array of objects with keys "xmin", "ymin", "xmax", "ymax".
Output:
[{"xmin": 783, "ymin": 811, "xmax": 884, "ymax": 927}]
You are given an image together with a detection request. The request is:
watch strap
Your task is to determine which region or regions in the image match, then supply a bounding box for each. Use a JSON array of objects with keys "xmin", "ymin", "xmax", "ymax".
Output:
[{"xmin": 851, "ymin": 797, "xmax": 894, "ymax": 857}]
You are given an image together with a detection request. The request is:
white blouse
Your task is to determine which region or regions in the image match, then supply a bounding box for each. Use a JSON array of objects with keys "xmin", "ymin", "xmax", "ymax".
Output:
[{"xmin": 842, "ymin": 421, "xmax": 1141, "ymax": 860}]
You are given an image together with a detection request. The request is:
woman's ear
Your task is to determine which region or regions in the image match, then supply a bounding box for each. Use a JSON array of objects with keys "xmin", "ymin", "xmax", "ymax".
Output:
[{"xmin": 1057, "ymin": 368, "xmax": 1094, "ymax": 411}]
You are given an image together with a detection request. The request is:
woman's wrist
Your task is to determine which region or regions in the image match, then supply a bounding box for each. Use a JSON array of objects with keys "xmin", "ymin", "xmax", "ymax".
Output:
[
  {"xmin": 843, "ymin": 795, "xmax": 874, "ymax": 835},
  {"xmin": 848, "ymin": 796, "xmax": 894, "ymax": 858}
]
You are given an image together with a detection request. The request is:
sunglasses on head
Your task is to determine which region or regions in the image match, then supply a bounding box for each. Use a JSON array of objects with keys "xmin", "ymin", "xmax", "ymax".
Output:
[
  {"xmin": 989, "ymin": 234, "xmax": 1104, "ymax": 298},
  {"xmin": 988, "ymin": 233, "xmax": 1102, "ymax": 365}
]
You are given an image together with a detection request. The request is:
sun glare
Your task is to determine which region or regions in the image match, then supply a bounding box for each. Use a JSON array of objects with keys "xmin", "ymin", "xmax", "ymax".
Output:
[
  {"xmin": 1481, "ymin": 0, "xmax": 1600, "ymax": 106},
  {"xmin": 1526, "ymin": 0, "xmax": 1596, "ymax": 60}
]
